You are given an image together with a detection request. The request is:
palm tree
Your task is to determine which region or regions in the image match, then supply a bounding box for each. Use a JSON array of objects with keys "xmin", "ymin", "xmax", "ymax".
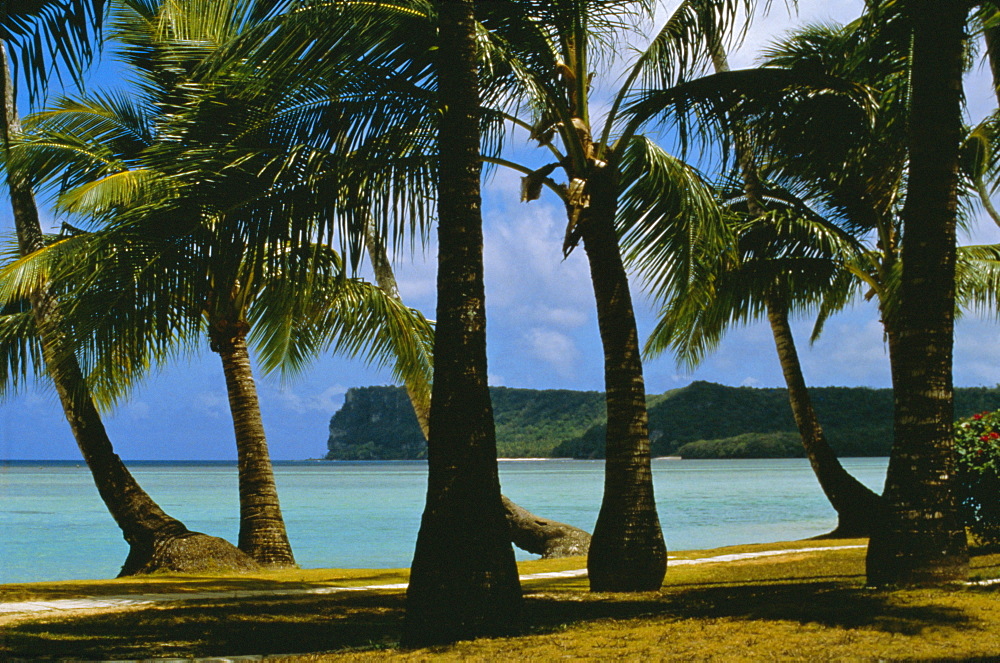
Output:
[
  {"xmin": 635, "ymin": 37, "xmax": 887, "ymax": 537},
  {"xmin": 0, "ymin": 3, "xmax": 256, "ymax": 576},
  {"xmin": 4, "ymin": 0, "xmax": 436, "ymax": 568},
  {"xmin": 685, "ymin": 5, "xmax": 993, "ymax": 584},
  {"xmin": 495, "ymin": 0, "xmax": 877, "ymax": 589},
  {"xmin": 865, "ymin": 0, "xmax": 971, "ymax": 587},
  {"xmin": 475, "ymin": 0, "xmax": 772, "ymax": 593},
  {"xmin": 402, "ymin": 0, "xmax": 522, "ymax": 646},
  {"xmin": 650, "ymin": 9, "xmax": 1000, "ymax": 548},
  {"xmin": 11, "ymin": 0, "xmax": 297, "ymax": 568},
  {"xmin": 643, "ymin": 204, "xmax": 887, "ymax": 536},
  {"xmin": 363, "ymin": 218, "xmax": 591, "ymax": 557},
  {"xmin": 717, "ymin": 8, "xmax": 976, "ymax": 583},
  {"xmin": 728, "ymin": 34, "xmax": 883, "ymax": 539},
  {"xmin": 206, "ymin": 0, "xmax": 735, "ymax": 591}
]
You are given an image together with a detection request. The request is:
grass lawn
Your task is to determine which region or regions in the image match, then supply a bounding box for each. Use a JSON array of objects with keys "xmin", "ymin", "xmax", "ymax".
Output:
[{"xmin": 2, "ymin": 539, "xmax": 999, "ymax": 661}]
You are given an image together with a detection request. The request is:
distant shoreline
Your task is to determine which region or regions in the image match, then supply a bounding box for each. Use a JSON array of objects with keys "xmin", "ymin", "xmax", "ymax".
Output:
[
  {"xmin": 1, "ymin": 456, "xmax": 890, "ymax": 464},
  {"xmin": 498, "ymin": 457, "xmax": 557, "ymax": 461}
]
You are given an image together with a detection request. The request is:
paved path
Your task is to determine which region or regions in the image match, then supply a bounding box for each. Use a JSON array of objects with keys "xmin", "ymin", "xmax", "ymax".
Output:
[{"xmin": 0, "ymin": 545, "xmax": 868, "ymax": 620}]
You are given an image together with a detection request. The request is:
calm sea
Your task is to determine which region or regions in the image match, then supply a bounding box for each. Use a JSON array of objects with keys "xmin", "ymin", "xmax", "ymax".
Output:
[{"xmin": 0, "ymin": 458, "xmax": 887, "ymax": 584}]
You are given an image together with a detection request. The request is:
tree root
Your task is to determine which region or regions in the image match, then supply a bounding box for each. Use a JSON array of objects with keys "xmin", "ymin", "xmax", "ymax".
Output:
[
  {"xmin": 503, "ymin": 496, "xmax": 591, "ymax": 558},
  {"xmin": 119, "ymin": 532, "xmax": 260, "ymax": 577}
]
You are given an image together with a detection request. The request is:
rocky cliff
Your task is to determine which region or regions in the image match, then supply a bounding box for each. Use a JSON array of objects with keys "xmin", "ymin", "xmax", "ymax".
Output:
[{"xmin": 326, "ymin": 386, "xmax": 427, "ymax": 460}]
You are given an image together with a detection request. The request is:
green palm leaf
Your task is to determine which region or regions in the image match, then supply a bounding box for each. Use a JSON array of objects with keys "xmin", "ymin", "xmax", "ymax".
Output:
[
  {"xmin": 0, "ymin": 297, "xmax": 43, "ymax": 395},
  {"xmin": 0, "ymin": 0, "xmax": 105, "ymax": 101}
]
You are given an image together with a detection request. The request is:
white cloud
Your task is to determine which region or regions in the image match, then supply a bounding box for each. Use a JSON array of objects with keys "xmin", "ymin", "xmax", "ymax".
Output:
[
  {"xmin": 483, "ymin": 197, "xmax": 593, "ymax": 318},
  {"xmin": 797, "ymin": 315, "xmax": 892, "ymax": 387},
  {"xmin": 525, "ymin": 328, "xmax": 581, "ymax": 379},
  {"xmin": 194, "ymin": 391, "xmax": 229, "ymax": 419},
  {"xmin": 741, "ymin": 376, "xmax": 761, "ymax": 387},
  {"xmin": 534, "ymin": 306, "xmax": 589, "ymax": 329},
  {"xmin": 269, "ymin": 384, "xmax": 349, "ymax": 415}
]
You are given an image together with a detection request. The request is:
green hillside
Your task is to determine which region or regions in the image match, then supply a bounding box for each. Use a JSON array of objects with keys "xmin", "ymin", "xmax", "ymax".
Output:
[
  {"xmin": 553, "ymin": 381, "xmax": 1000, "ymax": 458},
  {"xmin": 326, "ymin": 386, "xmax": 605, "ymax": 460},
  {"xmin": 490, "ymin": 387, "xmax": 606, "ymax": 457},
  {"xmin": 325, "ymin": 382, "xmax": 1000, "ymax": 460}
]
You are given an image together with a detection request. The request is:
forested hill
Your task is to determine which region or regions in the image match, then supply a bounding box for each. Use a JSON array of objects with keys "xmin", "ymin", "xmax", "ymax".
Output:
[
  {"xmin": 326, "ymin": 386, "xmax": 606, "ymax": 460},
  {"xmin": 325, "ymin": 381, "xmax": 1000, "ymax": 460}
]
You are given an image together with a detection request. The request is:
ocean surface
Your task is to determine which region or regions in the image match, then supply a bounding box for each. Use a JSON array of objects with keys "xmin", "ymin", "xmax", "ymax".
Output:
[{"xmin": 0, "ymin": 457, "xmax": 888, "ymax": 584}]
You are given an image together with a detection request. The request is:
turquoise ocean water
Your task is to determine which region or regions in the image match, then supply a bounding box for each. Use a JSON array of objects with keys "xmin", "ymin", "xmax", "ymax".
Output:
[{"xmin": 0, "ymin": 458, "xmax": 887, "ymax": 584}]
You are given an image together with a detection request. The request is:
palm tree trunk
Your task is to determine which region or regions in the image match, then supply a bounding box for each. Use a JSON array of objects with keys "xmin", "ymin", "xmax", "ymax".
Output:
[
  {"xmin": 765, "ymin": 295, "xmax": 883, "ymax": 537},
  {"xmin": 984, "ymin": 20, "xmax": 1000, "ymax": 108},
  {"xmin": 1, "ymin": 42, "xmax": 255, "ymax": 577},
  {"xmin": 866, "ymin": 1, "xmax": 969, "ymax": 587},
  {"xmin": 974, "ymin": 18, "xmax": 1000, "ymax": 229},
  {"xmin": 581, "ymin": 167, "xmax": 667, "ymax": 592},
  {"xmin": 363, "ymin": 216, "xmax": 431, "ymax": 437},
  {"xmin": 710, "ymin": 41, "xmax": 884, "ymax": 539},
  {"xmin": 211, "ymin": 320, "xmax": 295, "ymax": 567},
  {"xmin": 402, "ymin": 0, "xmax": 522, "ymax": 646},
  {"xmin": 364, "ymin": 217, "xmax": 591, "ymax": 558},
  {"xmin": 502, "ymin": 495, "xmax": 591, "ymax": 557}
]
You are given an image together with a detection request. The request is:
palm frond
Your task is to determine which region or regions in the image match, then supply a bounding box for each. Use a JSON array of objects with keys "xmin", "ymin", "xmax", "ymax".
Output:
[
  {"xmin": 603, "ymin": 0, "xmax": 757, "ymax": 150},
  {"xmin": 618, "ymin": 134, "xmax": 729, "ymax": 304},
  {"xmin": 0, "ymin": 0, "xmax": 105, "ymax": 102},
  {"xmin": 6, "ymin": 0, "xmax": 444, "ymax": 407},
  {"xmin": 247, "ymin": 242, "xmax": 433, "ymax": 392},
  {"xmin": 957, "ymin": 243, "xmax": 1000, "ymax": 318},
  {"xmin": 623, "ymin": 66, "xmax": 874, "ymax": 169},
  {"xmin": 0, "ymin": 296, "xmax": 44, "ymax": 396},
  {"xmin": 641, "ymin": 202, "xmax": 865, "ymax": 370}
]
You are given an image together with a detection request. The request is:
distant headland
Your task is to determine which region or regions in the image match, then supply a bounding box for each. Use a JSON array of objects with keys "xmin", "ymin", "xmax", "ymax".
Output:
[{"xmin": 325, "ymin": 381, "xmax": 1000, "ymax": 460}]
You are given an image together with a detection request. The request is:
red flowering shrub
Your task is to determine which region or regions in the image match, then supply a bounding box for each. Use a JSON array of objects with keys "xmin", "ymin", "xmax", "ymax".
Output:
[{"xmin": 954, "ymin": 410, "xmax": 1000, "ymax": 546}]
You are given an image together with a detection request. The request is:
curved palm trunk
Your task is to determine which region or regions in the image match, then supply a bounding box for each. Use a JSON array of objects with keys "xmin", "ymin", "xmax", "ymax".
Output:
[
  {"xmin": 581, "ymin": 168, "xmax": 667, "ymax": 592},
  {"xmin": 984, "ymin": 22, "xmax": 1000, "ymax": 108},
  {"xmin": 402, "ymin": 0, "xmax": 522, "ymax": 646},
  {"xmin": 364, "ymin": 218, "xmax": 591, "ymax": 558},
  {"xmin": 710, "ymin": 43, "xmax": 884, "ymax": 539},
  {"xmin": 502, "ymin": 495, "xmax": 591, "ymax": 557},
  {"xmin": 363, "ymin": 217, "xmax": 431, "ymax": 437},
  {"xmin": 866, "ymin": 2, "xmax": 969, "ymax": 587},
  {"xmin": 1, "ymin": 42, "xmax": 255, "ymax": 577},
  {"xmin": 978, "ymin": 22, "xmax": 1000, "ymax": 229},
  {"xmin": 765, "ymin": 295, "xmax": 883, "ymax": 537},
  {"xmin": 210, "ymin": 321, "xmax": 295, "ymax": 567}
]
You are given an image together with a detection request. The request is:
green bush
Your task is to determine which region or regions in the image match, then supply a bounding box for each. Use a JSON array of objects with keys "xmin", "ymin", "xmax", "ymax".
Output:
[
  {"xmin": 676, "ymin": 432, "xmax": 805, "ymax": 459},
  {"xmin": 954, "ymin": 409, "xmax": 1000, "ymax": 546}
]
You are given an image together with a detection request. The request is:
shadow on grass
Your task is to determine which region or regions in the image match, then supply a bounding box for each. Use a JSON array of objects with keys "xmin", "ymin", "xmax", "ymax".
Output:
[
  {"xmin": 1, "ymin": 592, "xmax": 407, "ymax": 659},
  {"xmin": 4, "ymin": 577, "xmax": 988, "ymax": 660},
  {"xmin": 526, "ymin": 581, "xmax": 975, "ymax": 636},
  {"xmin": 0, "ymin": 571, "xmax": 409, "ymax": 602},
  {"xmin": 107, "ymin": 570, "xmax": 409, "ymax": 592}
]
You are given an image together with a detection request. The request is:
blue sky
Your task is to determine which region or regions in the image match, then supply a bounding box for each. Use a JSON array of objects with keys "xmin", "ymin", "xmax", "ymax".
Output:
[{"xmin": 3, "ymin": 0, "xmax": 1000, "ymax": 460}]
